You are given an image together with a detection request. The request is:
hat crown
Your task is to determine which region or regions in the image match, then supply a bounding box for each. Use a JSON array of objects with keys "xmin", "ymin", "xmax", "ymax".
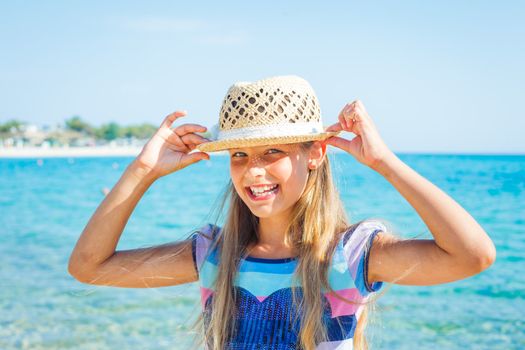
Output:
[
  {"xmin": 219, "ymin": 75, "xmax": 322, "ymax": 131},
  {"xmin": 197, "ymin": 75, "xmax": 338, "ymax": 152}
]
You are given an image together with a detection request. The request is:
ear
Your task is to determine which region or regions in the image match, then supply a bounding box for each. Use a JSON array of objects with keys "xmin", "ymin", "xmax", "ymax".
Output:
[{"xmin": 307, "ymin": 141, "xmax": 327, "ymax": 170}]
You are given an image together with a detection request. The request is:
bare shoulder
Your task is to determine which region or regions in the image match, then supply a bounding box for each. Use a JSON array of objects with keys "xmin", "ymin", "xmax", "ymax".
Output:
[{"xmin": 368, "ymin": 231, "xmax": 485, "ymax": 286}]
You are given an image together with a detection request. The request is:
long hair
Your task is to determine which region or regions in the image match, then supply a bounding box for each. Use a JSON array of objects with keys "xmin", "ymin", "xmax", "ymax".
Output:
[{"xmin": 190, "ymin": 142, "xmax": 385, "ymax": 350}]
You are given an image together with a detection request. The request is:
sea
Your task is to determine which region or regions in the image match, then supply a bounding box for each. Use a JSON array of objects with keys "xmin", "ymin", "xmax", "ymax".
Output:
[{"xmin": 0, "ymin": 153, "xmax": 523, "ymax": 350}]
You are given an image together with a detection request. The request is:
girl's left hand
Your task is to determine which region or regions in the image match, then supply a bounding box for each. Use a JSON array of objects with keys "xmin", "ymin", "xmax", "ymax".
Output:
[{"xmin": 325, "ymin": 100, "xmax": 395, "ymax": 171}]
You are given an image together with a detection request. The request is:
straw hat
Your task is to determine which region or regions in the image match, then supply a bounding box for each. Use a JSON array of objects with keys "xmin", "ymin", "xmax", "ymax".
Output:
[{"xmin": 196, "ymin": 75, "xmax": 339, "ymax": 152}]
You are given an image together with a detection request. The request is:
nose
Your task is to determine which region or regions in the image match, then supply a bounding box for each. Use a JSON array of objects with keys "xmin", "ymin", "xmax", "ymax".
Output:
[{"xmin": 246, "ymin": 155, "xmax": 267, "ymax": 177}]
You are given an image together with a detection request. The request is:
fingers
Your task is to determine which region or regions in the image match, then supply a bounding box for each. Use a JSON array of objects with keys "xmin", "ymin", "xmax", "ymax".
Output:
[
  {"xmin": 174, "ymin": 123, "xmax": 207, "ymax": 136},
  {"xmin": 158, "ymin": 112, "xmax": 210, "ymax": 152},
  {"xmin": 169, "ymin": 134, "xmax": 191, "ymax": 153},
  {"xmin": 325, "ymin": 122, "xmax": 343, "ymax": 132},
  {"xmin": 163, "ymin": 128, "xmax": 209, "ymax": 153},
  {"xmin": 338, "ymin": 99, "xmax": 365, "ymax": 131},
  {"xmin": 325, "ymin": 136, "xmax": 352, "ymax": 151},
  {"xmin": 181, "ymin": 152, "xmax": 210, "ymax": 167},
  {"xmin": 161, "ymin": 111, "xmax": 187, "ymax": 129},
  {"xmin": 180, "ymin": 133, "xmax": 209, "ymax": 150},
  {"xmin": 160, "ymin": 110, "xmax": 208, "ymax": 136}
]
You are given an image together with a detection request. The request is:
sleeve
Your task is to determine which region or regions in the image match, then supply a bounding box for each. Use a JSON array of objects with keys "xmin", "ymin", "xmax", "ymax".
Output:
[
  {"xmin": 342, "ymin": 219, "xmax": 387, "ymax": 296},
  {"xmin": 190, "ymin": 223, "xmax": 220, "ymax": 278}
]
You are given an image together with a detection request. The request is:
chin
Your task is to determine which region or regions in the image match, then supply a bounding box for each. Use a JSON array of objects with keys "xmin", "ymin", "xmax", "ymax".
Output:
[
  {"xmin": 245, "ymin": 207, "xmax": 273, "ymax": 218},
  {"xmin": 250, "ymin": 211, "xmax": 273, "ymax": 219},
  {"xmin": 246, "ymin": 204, "xmax": 289, "ymax": 220}
]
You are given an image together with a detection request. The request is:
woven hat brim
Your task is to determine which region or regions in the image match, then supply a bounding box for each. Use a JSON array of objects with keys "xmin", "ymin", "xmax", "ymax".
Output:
[{"xmin": 196, "ymin": 131, "xmax": 340, "ymax": 152}]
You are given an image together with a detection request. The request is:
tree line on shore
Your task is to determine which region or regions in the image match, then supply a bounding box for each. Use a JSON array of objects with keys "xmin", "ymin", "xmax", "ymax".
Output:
[{"xmin": 0, "ymin": 116, "xmax": 158, "ymax": 141}]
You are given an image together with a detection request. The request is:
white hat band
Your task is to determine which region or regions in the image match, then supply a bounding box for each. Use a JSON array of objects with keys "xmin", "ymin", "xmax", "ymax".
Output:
[{"xmin": 217, "ymin": 122, "xmax": 325, "ymax": 142}]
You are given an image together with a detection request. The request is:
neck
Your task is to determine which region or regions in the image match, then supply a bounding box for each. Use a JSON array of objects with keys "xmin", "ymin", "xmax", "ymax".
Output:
[{"xmin": 256, "ymin": 212, "xmax": 293, "ymax": 249}]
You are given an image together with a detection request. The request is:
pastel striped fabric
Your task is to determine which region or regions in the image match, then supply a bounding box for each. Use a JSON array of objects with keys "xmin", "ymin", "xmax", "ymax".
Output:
[{"xmin": 191, "ymin": 220, "xmax": 386, "ymax": 350}]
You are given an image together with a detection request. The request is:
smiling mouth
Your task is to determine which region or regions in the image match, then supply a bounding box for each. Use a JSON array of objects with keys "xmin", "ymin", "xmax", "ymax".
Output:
[{"xmin": 245, "ymin": 184, "xmax": 279, "ymax": 200}]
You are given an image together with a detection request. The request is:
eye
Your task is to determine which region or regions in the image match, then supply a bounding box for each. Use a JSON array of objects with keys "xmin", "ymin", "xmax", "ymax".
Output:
[
  {"xmin": 231, "ymin": 151, "xmax": 247, "ymax": 158},
  {"xmin": 266, "ymin": 148, "xmax": 282, "ymax": 154}
]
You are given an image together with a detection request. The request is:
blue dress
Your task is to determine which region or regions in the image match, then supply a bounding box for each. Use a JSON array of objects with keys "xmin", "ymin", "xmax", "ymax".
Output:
[{"xmin": 191, "ymin": 220, "xmax": 386, "ymax": 349}]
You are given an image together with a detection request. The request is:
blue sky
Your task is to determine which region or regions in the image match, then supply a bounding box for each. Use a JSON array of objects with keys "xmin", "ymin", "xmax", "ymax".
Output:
[{"xmin": 1, "ymin": 1, "xmax": 524, "ymax": 154}]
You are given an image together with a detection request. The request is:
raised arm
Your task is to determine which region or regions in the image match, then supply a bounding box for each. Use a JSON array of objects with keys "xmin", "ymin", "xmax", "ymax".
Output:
[
  {"xmin": 68, "ymin": 111, "xmax": 210, "ymax": 288},
  {"xmin": 326, "ymin": 100, "xmax": 496, "ymax": 286},
  {"xmin": 368, "ymin": 153, "xmax": 496, "ymax": 285}
]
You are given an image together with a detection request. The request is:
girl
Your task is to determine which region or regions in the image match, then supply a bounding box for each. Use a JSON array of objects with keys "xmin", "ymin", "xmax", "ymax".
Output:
[{"xmin": 68, "ymin": 75, "xmax": 496, "ymax": 350}]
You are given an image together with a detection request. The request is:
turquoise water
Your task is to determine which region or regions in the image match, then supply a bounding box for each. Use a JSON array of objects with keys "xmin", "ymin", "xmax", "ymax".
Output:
[{"xmin": 0, "ymin": 153, "xmax": 523, "ymax": 349}]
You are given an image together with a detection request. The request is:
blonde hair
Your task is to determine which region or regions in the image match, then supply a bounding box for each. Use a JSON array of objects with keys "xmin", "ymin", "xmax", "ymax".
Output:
[{"xmin": 190, "ymin": 142, "xmax": 386, "ymax": 350}]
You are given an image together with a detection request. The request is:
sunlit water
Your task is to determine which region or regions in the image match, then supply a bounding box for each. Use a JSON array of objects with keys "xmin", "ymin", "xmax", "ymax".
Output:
[{"xmin": 1, "ymin": 153, "xmax": 523, "ymax": 349}]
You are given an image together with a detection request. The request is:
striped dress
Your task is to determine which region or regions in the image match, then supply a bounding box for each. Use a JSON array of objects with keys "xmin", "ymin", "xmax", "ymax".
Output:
[{"xmin": 191, "ymin": 220, "xmax": 386, "ymax": 350}]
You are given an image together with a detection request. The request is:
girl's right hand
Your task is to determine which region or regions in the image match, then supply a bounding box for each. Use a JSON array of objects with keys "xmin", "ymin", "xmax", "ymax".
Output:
[{"xmin": 134, "ymin": 111, "xmax": 210, "ymax": 179}]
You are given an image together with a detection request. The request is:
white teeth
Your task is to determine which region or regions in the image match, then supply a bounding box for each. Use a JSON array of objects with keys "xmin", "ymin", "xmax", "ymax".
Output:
[{"xmin": 249, "ymin": 184, "xmax": 278, "ymax": 196}]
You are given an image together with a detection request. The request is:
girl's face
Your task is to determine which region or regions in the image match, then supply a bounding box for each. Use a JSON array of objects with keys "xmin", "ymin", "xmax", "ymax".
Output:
[{"xmin": 228, "ymin": 142, "xmax": 324, "ymax": 219}]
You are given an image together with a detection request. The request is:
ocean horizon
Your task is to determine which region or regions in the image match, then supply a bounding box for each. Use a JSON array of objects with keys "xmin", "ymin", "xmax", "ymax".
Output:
[{"xmin": 1, "ymin": 153, "xmax": 523, "ymax": 349}]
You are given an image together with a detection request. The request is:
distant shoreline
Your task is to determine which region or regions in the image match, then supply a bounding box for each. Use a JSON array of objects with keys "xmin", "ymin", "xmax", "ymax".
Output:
[
  {"xmin": 0, "ymin": 146, "xmax": 143, "ymax": 158},
  {"xmin": 0, "ymin": 146, "xmax": 523, "ymax": 159}
]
